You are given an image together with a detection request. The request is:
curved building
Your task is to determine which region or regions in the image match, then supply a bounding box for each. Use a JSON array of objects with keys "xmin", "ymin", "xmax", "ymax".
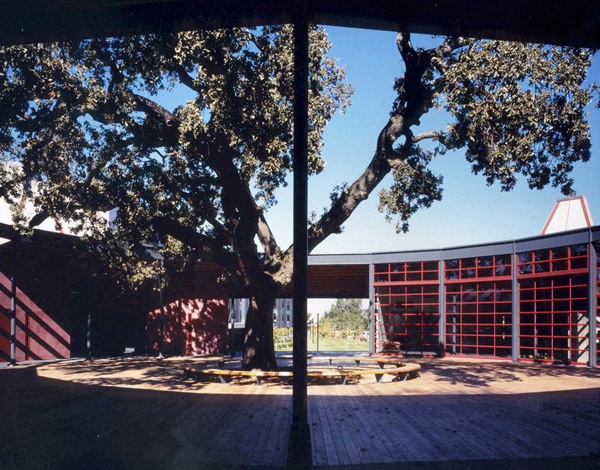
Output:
[{"xmin": 310, "ymin": 224, "xmax": 600, "ymax": 367}]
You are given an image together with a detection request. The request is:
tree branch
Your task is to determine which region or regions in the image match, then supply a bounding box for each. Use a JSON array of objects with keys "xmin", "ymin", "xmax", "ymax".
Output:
[
  {"xmin": 169, "ymin": 63, "xmax": 202, "ymax": 94},
  {"xmin": 150, "ymin": 215, "xmax": 234, "ymax": 264},
  {"xmin": 306, "ymin": 32, "xmax": 455, "ymax": 253},
  {"xmin": 427, "ymin": 36, "xmax": 468, "ymax": 73},
  {"xmin": 27, "ymin": 210, "xmax": 50, "ymax": 229},
  {"xmin": 257, "ymin": 211, "xmax": 281, "ymax": 261},
  {"xmin": 412, "ymin": 131, "xmax": 442, "ymax": 144}
]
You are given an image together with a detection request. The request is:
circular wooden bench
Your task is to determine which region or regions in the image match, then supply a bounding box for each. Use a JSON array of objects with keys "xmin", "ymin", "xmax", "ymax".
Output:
[
  {"xmin": 183, "ymin": 356, "xmax": 420, "ymax": 386},
  {"xmin": 325, "ymin": 356, "xmax": 416, "ymax": 369}
]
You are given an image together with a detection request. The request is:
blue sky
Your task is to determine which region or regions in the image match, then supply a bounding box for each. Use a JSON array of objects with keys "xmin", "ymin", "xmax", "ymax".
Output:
[{"xmin": 264, "ymin": 26, "xmax": 600, "ymax": 257}]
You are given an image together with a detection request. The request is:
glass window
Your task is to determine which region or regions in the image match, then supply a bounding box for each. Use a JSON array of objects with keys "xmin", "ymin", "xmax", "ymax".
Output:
[
  {"xmin": 519, "ymin": 252, "xmax": 532, "ymax": 264},
  {"xmin": 534, "ymin": 249, "xmax": 550, "ymax": 261},
  {"xmin": 390, "ymin": 263, "xmax": 403, "ymax": 273},
  {"xmin": 478, "ymin": 257, "xmax": 493, "ymax": 267},
  {"xmin": 495, "ymin": 255, "xmax": 511, "ymax": 266},
  {"xmin": 407, "ymin": 262, "xmax": 421, "ymax": 272},
  {"xmin": 552, "ymin": 260, "xmax": 568, "ymax": 271},
  {"xmin": 551, "ymin": 246, "xmax": 568, "ymax": 259},
  {"xmin": 495, "ymin": 266, "xmax": 510, "ymax": 276},
  {"xmin": 446, "ymin": 259, "xmax": 459, "ymax": 269},
  {"xmin": 535, "ymin": 262, "xmax": 549, "ymax": 273},
  {"xmin": 478, "ymin": 267, "xmax": 493, "ymax": 278},
  {"xmin": 571, "ymin": 257, "xmax": 587, "ymax": 270},
  {"xmin": 423, "ymin": 261, "xmax": 438, "ymax": 271},
  {"xmin": 519, "ymin": 264, "xmax": 532, "ymax": 275},
  {"xmin": 463, "ymin": 269, "xmax": 476, "ymax": 278},
  {"xmin": 374, "ymin": 263, "xmax": 388, "ymax": 273}
]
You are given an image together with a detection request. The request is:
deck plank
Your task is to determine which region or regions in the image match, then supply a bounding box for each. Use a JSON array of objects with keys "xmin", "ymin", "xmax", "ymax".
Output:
[{"xmin": 1, "ymin": 357, "xmax": 599, "ymax": 469}]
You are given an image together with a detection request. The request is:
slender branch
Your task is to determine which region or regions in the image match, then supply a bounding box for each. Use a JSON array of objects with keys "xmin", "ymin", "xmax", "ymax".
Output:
[
  {"xmin": 169, "ymin": 64, "xmax": 201, "ymax": 93},
  {"xmin": 412, "ymin": 131, "xmax": 442, "ymax": 144},
  {"xmin": 257, "ymin": 211, "xmax": 281, "ymax": 261},
  {"xmin": 427, "ymin": 37, "xmax": 468, "ymax": 73},
  {"xmin": 27, "ymin": 210, "xmax": 50, "ymax": 229},
  {"xmin": 150, "ymin": 215, "xmax": 231, "ymax": 260}
]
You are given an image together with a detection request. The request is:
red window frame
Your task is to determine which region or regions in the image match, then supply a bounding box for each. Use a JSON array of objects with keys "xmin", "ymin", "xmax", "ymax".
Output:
[
  {"xmin": 517, "ymin": 244, "xmax": 588, "ymax": 278},
  {"xmin": 373, "ymin": 261, "xmax": 439, "ymax": 356},
  {"xmin": 445, "ymin": 254, "xmax": 512, "ymax": 282},
  {"xmin": 374, "ymin": 261, "xmax": 439, "ymax": 284},
  {"xmin": 444, "ymin": 256, "xmax": 513, "ymax": 359},
  {"xmin": 518, "ymin": 272, "xmax": 589, "ymax": 366}
]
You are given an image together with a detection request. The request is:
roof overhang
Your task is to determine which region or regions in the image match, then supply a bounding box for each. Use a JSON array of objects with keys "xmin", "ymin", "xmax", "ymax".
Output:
[{"xmin": 1, "ymin": 0, "xmax": 599, "ymax": 47}]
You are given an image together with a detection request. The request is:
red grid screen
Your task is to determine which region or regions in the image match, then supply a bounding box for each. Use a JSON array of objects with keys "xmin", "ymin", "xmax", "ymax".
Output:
[
  {"xmin": 595, "ymin": 243, "xmax": 600, "ymax": 366},
  {"xmin": 445, "ymin": 255, "xmax": 513, "ymax": 359},
  {"xmin": 519, "ymin": 273, "xmax": 589, "ymax": 365},
  {"xmin": 517, "ymin": 244, "xmax": 588, "ymax": 277},
  {"xmin": 518, "ymin": 244, "xmax": 590, "ymax": 365},
  {"xmin": 445, "ymin": 255, "xmax": 512, "ymax": 281},
  {"xmin": 374, "ymin": 262, "xmax": 439, "ymax": 355}
]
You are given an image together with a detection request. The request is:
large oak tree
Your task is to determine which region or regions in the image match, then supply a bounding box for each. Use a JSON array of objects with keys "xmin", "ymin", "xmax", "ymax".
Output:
[{"xmin": 0, "ymin": 28, "xmax": 595, "ymax": 369}]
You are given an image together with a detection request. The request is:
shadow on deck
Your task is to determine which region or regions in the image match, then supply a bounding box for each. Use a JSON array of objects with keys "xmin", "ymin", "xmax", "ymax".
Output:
[{"xmin": 1, "ymin": 358, "xmax": 599, "ymax": 469}]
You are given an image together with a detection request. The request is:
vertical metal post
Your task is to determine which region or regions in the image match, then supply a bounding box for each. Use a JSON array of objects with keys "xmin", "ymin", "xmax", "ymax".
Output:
[
  {"xmin": 86, "ymin": 310, "xmax": 92, "ymax": 360},
  {"xmin": 86, "ymin": 258, "xmax": 92, "ymax": 360},
  {"xmin": 588, "ymin": 237, "xmax": 596, "ymax": 368},
  {"xmin": 157, "ymin": 272, "xmax": 166, "ymax": 358},
  {"xmin": 9, "ymin": 238, "xmax": 17, "ymax": 365},
  {"xmin": 438, "ymin": 253, "xmax": 445, "ymax": 358},
  {"xmin": 316, "ymin": 313, "xmax": 319, "ymax": 352},
  {"xmin": 369, "ymin": 263, "xmax": 374, "ymax": 355},
  {"xmin": 288, "ymin": 9, "xmax": 311, "ymax": 469},
  {"xmin": 511, "ymin": 245, "xmax": 519, "ymax": 363}
]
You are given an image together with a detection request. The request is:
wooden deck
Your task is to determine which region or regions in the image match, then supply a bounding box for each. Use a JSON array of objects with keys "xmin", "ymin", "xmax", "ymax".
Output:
[{"xmin": 1, "ymin": 356, "xmax": 599, "ymax": 469}]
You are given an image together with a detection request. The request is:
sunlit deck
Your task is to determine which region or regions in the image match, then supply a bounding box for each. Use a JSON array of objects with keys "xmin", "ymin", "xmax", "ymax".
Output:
[{"xmin": 1, "ymin": 356, "xmax": 599, "ymax": 469}]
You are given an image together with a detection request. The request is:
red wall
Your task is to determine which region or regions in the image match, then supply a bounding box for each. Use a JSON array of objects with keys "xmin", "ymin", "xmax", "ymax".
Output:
[
  {"xmin": 147, "ymin": 272, "xmax": 229, "ymax": 356},
  {"xmin": 0, "ymin": 244, "xmax": 230, "ymax": 362},
  {"xmin": 0, "ymin": 254, "xmax": 71, "ymax": 362}
]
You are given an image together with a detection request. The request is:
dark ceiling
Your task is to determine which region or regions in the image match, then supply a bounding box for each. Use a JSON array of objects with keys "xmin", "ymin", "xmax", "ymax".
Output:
[{"xmin": 1, "ymin": 0, "xmax": 599, "ymax": 47}]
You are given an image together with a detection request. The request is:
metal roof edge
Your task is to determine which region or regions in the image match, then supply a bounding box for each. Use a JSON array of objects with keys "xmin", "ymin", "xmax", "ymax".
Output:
[{"xmin": 308, "ymin": 225, "xmax": 600, "ymax": 264}]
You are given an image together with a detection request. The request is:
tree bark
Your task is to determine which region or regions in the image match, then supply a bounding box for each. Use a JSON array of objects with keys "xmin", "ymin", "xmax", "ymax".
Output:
[{"xmin": 242, "ymin": 290, "xmax": 278, "ymax": 370}]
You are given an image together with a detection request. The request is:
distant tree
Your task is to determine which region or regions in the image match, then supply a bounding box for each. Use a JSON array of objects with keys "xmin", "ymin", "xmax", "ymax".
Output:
[
  {"xmin": 0, "ymin": 30, "xmax": 595, "ymax": 370},
  {"xmin": 323, "ymin": 299, "xmax": 368, "ymax": 332},
  {"xmin": 318, "ymin": 317, "xmax": 335, "ymax": 339}
]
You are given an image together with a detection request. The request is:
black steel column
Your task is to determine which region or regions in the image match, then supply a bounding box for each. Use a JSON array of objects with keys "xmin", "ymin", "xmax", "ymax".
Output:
[
  {"xmin": 86, "ymin": 258, "xmax": 92, "ymax": 361},
  {"xmin": 9, "ymin": 238, "xmax": 17, "ymax": 365},
  {"xmin": 588, "ymin": 235, "xmax": 596, "ymax": 368},
  {"xmin": 288, "ymin": 9, "xmax": 311, "ymax": 469}
]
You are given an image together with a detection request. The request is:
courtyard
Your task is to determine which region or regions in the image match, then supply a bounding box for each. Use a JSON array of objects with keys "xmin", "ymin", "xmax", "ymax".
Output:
[{"xmin": 1, "ymin": 355, "xmax": 599, "ymax": 469}]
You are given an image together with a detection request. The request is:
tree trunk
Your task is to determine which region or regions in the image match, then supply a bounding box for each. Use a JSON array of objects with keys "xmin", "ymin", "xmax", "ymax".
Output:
[{"xmin": 242, "ymin": 292, "xmax": 278, "ymax": 370}]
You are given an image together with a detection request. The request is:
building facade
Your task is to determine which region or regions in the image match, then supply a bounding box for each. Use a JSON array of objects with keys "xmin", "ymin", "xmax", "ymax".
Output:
[
  {"xmin": 229, "ymin": 298, "xmax": 293, "ymax": 329},
  {"xmin": 2, "ymin": 218, "xmax": 599, "ymax": 369},
  {"xmin": 310, "ymin": 225, "xmax": 599, "ymax": 367}
]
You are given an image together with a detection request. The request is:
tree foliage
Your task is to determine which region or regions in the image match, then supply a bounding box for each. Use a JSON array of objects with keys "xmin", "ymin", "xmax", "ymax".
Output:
[
  {"xmin": 321, "ymin": 299, "xmax": 368, "ymax": 333},
  {"xmin": 0, "ymin": 29, "xmax": 595, "ymax": 369}
]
